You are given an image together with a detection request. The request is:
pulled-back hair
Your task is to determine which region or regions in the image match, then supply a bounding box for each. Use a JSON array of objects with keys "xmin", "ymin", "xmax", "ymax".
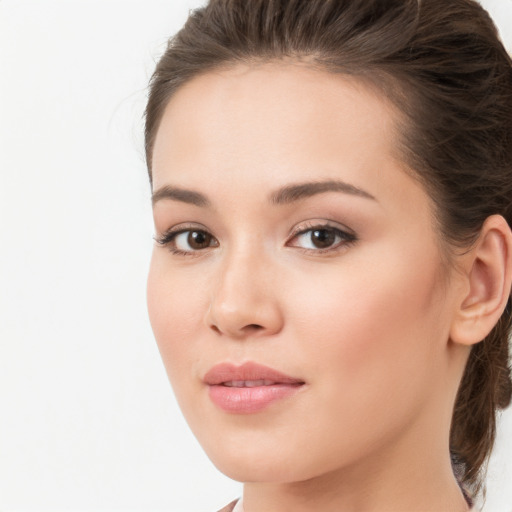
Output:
[{"xmin": 145, "ymin": 0, "xmax": 512, "ymax": 498}]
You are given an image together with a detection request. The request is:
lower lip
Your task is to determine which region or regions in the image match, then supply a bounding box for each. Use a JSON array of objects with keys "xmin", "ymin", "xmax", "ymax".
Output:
[{"xmin": 208, "ymin": 383, "xmax": 303, "ymax": 414}]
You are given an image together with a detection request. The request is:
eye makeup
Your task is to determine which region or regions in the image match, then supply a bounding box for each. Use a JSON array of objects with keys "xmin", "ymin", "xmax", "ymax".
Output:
[{"xmin": 155, "ymin": 219, "xmax": 358, "ymax": 257}]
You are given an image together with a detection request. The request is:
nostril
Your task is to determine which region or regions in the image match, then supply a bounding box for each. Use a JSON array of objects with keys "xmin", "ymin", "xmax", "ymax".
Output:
[
  {"xmin": 245, "ymin": 324, "xmax": 263, "ymax": 331},
  {"xmin": 210, "ymin": 325, "xmax": 222, "ymax": 335},
  {"xmin": 209, "ymin": 323, "xmax": 264, "ymax": 336}
]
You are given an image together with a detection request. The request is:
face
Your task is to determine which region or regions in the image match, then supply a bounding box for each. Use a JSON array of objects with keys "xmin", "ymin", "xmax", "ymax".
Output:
[{"xmin": 147, "ymin": 62, "xmax": 460, "ymax": 483}]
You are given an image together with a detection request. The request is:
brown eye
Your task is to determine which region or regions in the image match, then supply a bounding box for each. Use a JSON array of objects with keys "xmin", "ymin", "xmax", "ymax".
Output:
[
  {"xmin": 289, "ymin": 225, "xmax": 357, "ymax": 252},
  {"xmin": 157, "ymin": 228, "xmax": 219, "ymax": 254},
  {"xmin": 187, "ymin": 230, "xmax": 213, "ymax": 250},
  {"xmin": 310, "ymin": 229, "xmax": 336, "ymax": 248}
]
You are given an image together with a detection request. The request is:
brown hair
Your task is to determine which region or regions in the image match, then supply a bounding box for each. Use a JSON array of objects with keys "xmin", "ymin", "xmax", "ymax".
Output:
[{"xmin": 144, "ymin": 0, "xmax": 512, "ymax": 498}]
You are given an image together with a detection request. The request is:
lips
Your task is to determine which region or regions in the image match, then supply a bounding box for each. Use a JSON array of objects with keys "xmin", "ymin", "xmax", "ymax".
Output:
[
  {"xmin": 204, "ymin": 361, "xmax": 304, "ymax": 386},
  {"xmin": 204, "ymin": 362, "xmax": 305, "ymax": 414},
  {"xmin": 223, "ymin": 379, "xmax": 279, "ymax": 387}
]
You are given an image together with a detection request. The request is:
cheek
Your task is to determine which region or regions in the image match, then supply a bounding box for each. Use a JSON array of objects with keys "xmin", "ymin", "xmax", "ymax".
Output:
[
  {"xmin": 146, "ymin": 252, "xmax": 209, "ymax": 383},
  {"xmin": 286, "ymin": 241, "xmax": 447, "ymax": 413},
  {"xmin": 265, "ymin": 245, "xmax": 448, "ymax": 475}
]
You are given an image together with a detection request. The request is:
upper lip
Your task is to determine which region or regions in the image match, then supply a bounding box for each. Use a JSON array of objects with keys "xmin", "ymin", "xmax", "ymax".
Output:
[{"xmin": 203, "ymin": 362, "xmax": 305, "ymax": 386}]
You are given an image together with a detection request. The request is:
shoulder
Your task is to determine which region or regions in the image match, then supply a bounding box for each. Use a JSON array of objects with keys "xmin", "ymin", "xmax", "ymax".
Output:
[{"xmin": 216, "ymin": 499, "xmax": 239, "ymax": 512}]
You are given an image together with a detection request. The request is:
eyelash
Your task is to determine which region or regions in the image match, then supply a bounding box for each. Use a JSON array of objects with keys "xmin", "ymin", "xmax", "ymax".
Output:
[
  {"xmin": 154, "ymin": 224, "xmax": 216, "ymax": 257},
  {"xmin": 155, "ymin": 222, "xmax": 358, "ymax": 257},
  {"xmin": 289, "ymin": 222, "xmax": 358, "ymax": 255}
]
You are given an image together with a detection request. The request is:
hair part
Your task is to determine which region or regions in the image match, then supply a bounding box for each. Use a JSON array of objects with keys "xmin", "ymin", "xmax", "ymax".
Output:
[{"xmin": 145, "ymin": 0, "xmax": 512, "ymax": 499}]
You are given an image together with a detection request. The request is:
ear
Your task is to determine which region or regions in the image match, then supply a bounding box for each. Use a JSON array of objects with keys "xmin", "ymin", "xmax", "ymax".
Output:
[{"xmin": 450, "ymin": 215, "xmax": 512, "ymax": 346}]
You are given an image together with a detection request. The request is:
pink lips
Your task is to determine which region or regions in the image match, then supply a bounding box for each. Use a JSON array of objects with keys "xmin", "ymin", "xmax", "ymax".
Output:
[{"xmin": 204, "ymin": 362, "xmax": 305, "ymax": 414}]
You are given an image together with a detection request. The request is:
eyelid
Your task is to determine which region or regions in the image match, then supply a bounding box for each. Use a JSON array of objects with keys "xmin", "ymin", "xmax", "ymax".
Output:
[
  {"xmin": 154, "ymin": 223, "xmax": 219, "ymax": 256},
  {"xmin": 287, "ymin": 221, "xmax": 358, "ymax": 253},
  {"xmin": 155, "ymin": 222, "xmax": 205, "ymax": 243},
  {"xmin": 154, "ymin": 220, "xmax": 357, "ymax": 256},
  {"xmin": 288, "ymin": 220, "xmax": 356, "ymax": 239}
]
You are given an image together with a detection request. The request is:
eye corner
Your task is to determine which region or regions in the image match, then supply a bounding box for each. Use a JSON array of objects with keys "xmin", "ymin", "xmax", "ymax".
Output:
[
  {"xmin": 287, "ymin": 222, "xmax": 358, "ymax": 254},
  {"xmin": 154, "ymin": 225, "xmax": 219, "ymax": 256}
]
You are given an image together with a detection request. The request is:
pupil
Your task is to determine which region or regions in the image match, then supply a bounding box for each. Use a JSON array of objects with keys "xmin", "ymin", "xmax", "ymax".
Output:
[
  {"xmin": 311, "ymin": 229, "xmax": 335, "ymax": 248},
  {"xmin": 188, "ymin": 230, "xmax": 210, "ymax": 249}
]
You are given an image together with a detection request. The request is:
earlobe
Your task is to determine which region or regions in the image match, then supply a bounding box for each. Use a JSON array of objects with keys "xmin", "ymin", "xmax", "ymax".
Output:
[{"xmin": 450, "ymin": 215, "xmax": 512, "ymax": 346}]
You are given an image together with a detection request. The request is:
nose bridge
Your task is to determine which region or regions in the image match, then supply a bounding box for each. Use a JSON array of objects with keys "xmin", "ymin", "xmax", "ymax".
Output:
[
  {"xmin": 217, "ymin": 242, "xmax": 256, "ymax": 302},
  {"xmin": 206, "ymin": 236, "xmax": 282, "ymax": 338}
]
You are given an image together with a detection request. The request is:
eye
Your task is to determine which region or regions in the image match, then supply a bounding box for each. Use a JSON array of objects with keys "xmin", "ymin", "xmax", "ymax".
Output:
[
  {"xmin": 288, "ymin": 224, "xmax": 357, "ymax": 252},
  {"xmin": 155, "ymin": 227, "xmax": 219, "ymax": 255},
  {"xmin": 174, "ymin": 230, "xmax": 216, "ymax": 250}
]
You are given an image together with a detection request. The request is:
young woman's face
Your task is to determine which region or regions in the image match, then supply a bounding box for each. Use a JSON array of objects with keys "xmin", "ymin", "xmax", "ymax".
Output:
[{"xmin": 147, "ymin": 63, "xmax": 462, "ymax": 483}]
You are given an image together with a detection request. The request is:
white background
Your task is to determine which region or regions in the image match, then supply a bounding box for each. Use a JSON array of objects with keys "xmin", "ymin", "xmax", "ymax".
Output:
[{"xmin": 0, "ymin": 1, "xmax": 511, "ymax": 511}]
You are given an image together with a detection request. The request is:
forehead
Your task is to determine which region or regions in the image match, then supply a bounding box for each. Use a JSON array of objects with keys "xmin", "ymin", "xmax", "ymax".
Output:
[{"xmin": 151, "ymin": 61, "xmax": 403, "ymax": 187}]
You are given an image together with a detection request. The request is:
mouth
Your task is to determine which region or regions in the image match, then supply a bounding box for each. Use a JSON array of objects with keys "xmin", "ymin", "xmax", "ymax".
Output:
[
  {"xmin": 204, "ymin": 362, "xmax": 305, "ymax": 414},
  {"xmin": 222, "ymin": 379, "xmax": 289, "ymax": 387},
  {"xmin": 203, "ymin": 361, "xmax": 305, "ymax": 386}
]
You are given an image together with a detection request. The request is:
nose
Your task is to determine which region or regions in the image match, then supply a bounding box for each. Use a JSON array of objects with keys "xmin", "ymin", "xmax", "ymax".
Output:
[{"xmin": 205, "ymin": 248, "xmax": 284, "ymax": 339}]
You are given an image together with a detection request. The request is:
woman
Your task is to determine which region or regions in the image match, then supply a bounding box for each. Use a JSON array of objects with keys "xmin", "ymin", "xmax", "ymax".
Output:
[{"xmin": 145, "ymin": 0, "xmax": 512, "ymax": 510}]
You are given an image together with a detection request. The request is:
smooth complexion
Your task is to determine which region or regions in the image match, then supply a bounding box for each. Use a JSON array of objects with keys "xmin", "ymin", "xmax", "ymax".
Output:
[{"xmin": 147, "ymin": 62, "xmax": 498, "ymax": 511}]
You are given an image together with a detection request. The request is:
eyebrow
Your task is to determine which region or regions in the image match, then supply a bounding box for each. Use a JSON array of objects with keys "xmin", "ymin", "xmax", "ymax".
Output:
[
  {"xmin": 151, "ymin": 179, "xmax": 376, "ymax": 208},
  {"xmin": 152, "ymin": 185, "xmax": 211, "ymax": 208},
  {"xmin": 269, "ymin": 180, "xmax": 376, "ymax": 204}
]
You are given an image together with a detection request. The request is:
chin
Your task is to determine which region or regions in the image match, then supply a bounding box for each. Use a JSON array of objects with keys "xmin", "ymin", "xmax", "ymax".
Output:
[
  {"xmin": 212, "ymin": 457, "xmax": 307, "ymax": 484},
  {"xmin": 201, "ymin": 438, "xmax": 326, "ymax": 484}
]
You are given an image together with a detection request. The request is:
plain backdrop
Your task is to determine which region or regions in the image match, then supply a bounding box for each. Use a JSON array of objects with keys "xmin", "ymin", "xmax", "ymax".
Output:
[{"xmin": 0, "ymin": 1, "xmax": 511, "ymax": 511}]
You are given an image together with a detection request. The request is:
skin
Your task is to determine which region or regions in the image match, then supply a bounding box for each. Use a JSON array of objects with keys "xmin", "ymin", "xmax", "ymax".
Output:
[{"xmin": 146, "ymin": 62, "xmax": 504, "ymax": 511}]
